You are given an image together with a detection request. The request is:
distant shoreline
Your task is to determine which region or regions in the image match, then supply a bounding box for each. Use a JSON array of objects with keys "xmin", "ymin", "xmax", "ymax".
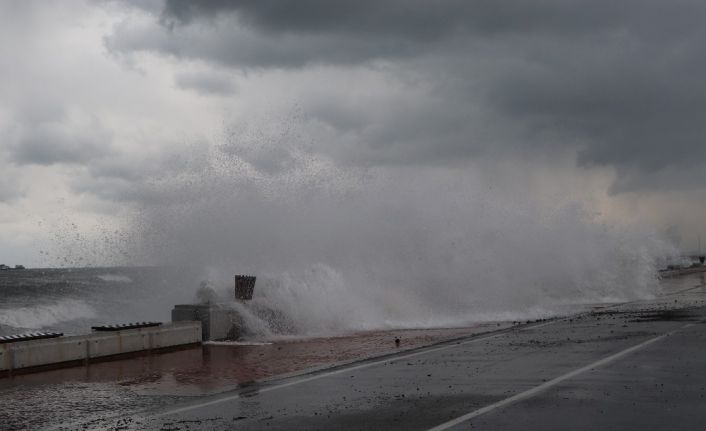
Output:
[{"xmin": 0, "ymin": 265, "xmax": 25, "ymax": 271}]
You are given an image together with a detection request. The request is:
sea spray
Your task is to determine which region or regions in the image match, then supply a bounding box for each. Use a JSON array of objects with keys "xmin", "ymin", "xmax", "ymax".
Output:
[
  {"xmin": 97, "ymin": 273, "xmax": 133, "ymax": 283},
  {"xmin": 0, "ymin": 298, "xmax": 97, "ymax": 330},
  {"xmin": 40, "ymin": 119, "xmax": 679, "ymax": 337},
  {"xmin": 109, "ymin": 131, "xmax": 677, "ymax": 336}
]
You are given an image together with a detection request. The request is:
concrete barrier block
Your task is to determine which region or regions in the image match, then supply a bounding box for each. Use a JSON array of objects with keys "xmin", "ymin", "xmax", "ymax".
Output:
[
  {"xmin": 9, "ymin": 336, "xmax": 86, "ymax": 369},
  {"xmin": 89, "ymin": 334, "xmax": 119, "ymax": 358},
  {"xmin": 152, "ymin": 322, "xmax": 203, "ymax": 348},
  {"xmin": 0, "ymin": 322, "xmax": 202, "ymax": 373},
  {"xmin": 172, "ymin": 304, "xmax": 239, "ymax": 340},
  {"xmin": 0, "ymin": 347, "xmax": 8, "ymax": 370}
]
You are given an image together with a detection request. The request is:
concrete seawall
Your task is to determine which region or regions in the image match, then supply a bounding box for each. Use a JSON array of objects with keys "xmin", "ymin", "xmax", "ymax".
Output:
[{"xmin": 0, "ymin": 321, "xmax": 201, "ymax": 374}]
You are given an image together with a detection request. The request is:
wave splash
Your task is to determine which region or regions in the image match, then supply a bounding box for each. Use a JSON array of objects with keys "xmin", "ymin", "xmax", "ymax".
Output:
[
  {"xmin": 97, "ymin": 274, "xmax": 133, "ymax": 283},
  {"xmin": 0, "ymin": 299, "xmax": 97, "ymax": 330},
  {"xmin": 205, "ymin": 248, "xmax": 663, "ymax": 340},
  {"xmin": 106, "ymin": 119, "xmax": 679, "ymax": 338}
]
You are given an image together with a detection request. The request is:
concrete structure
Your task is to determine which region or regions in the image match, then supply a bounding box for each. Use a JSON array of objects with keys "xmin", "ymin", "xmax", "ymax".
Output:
[
  {"xmin": 172, "ymin": 304, "xmax": 241, "ymax": 341},
  {"xmin": 171, "ymin": 274, "xmax": 257, "ymax": 340},
  {"xmin": 0, "ymin": 322, "xmax": 201, "ymax": 374}
]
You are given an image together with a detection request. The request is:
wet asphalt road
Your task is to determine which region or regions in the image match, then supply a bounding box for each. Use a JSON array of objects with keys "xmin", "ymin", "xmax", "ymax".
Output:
[{"xmin": 85, "ymin": 277, "xmax": 706, "ymax": 431}]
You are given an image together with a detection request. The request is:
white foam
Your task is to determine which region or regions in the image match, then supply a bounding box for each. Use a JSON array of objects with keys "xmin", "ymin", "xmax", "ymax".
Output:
[
  {"xmin": 0, "ymin": 299, "xmax": 97, "ymax": 329},
  {"xmin": 97, "ymin": 274, "xmax": 133, "ymax": 283},
  {"xmin": 119, "ymin": 132, "xmax": 677, "ymax": 338}
]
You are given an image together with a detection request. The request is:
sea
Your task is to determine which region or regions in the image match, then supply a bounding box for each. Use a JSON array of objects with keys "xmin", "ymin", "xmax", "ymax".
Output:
[{"xmin": 0, "ymin": 267, "xmax": 204, "ymax": 338}]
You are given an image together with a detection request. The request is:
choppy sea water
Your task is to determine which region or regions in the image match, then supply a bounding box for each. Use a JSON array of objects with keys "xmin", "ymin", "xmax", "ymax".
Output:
[{"xmin": 0, "ymin": 267, "xmax": 204, "ymax": 337}]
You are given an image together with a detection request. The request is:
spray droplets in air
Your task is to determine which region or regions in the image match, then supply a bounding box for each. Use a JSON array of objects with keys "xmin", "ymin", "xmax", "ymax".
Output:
[
  {"xmin": 111, "ymin": 111, "xmax": 675, "ymax": 337},
  {"xmin": 46, "ymin": 111, "xmax": 679, "ymax": 337}
]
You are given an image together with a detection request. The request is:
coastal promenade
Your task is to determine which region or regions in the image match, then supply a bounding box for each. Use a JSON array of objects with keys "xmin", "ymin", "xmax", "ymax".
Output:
[{"xmin": 90, "ymin": 273, "xmax": 706, "ymax": 431}]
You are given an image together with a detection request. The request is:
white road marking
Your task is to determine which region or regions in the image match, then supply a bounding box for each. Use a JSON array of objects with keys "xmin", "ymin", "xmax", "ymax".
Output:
[
  {"xmin": 426, "ymin": 324, "xmax": 691, "ymax": 431},
  {"xmin": 150, "ymin": 321, "xmax": 556, "ymax": 418}
]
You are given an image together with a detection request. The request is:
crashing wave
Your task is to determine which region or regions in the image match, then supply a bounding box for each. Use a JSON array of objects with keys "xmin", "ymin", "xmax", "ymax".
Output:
[
  {"xmin": 0, "ymin": 299, "xmax": 97, "ymax": 330},
  {"xmin": 97, "ymin": 274, "xmax": 133, "ymax": 283}
]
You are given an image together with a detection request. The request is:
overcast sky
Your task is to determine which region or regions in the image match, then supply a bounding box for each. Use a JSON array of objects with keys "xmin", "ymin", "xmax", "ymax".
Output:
[{"xmin": 1, "ymin": 0, "xmax": 705, "ymax": 266}]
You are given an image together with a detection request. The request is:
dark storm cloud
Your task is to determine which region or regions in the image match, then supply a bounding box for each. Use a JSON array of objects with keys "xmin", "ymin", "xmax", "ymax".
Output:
[
  {"xmin": 481, "ymin": 26, "xmax": 706, "ymax": 185},
  {"xmin": 161, "ymin": 0, "xmax": 627, "ymax": 42},
  {"xmin": 113, "ymin": 0, "xmax": 641, "ymax": 68},
  {"xmin": 108, "ymin": 0, "xmax": 706, "ymax": 192}
]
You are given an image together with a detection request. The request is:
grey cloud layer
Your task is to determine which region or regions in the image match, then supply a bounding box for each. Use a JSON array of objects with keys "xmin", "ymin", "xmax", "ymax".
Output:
[
  {"xmin": 174, "ymin": 71, "xmax": 237, "ymax": 95},
  {"xmin": 113, "ymin": 0, "xmax": 646, "ymax": 68},
  {"xmin": 162, "ymin": 0, "xmax": 635, "ymax": 44},
  {"xmin": 11, "ymin": 118, "xmax": 112, "ymax": 166},
  {"xmin": 106, "ymin": 0, "xmax": 706, "ymax": 192}
]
